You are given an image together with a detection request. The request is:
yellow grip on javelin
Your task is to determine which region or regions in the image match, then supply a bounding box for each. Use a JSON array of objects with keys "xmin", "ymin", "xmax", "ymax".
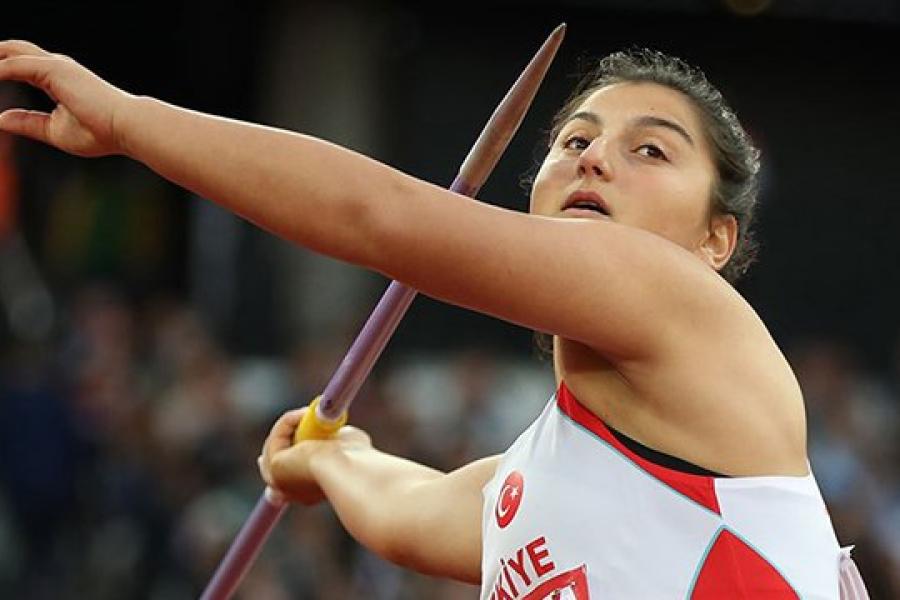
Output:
[{"xmin": 293, "ymin": 396, "xmax": 348, "ymax": 445}]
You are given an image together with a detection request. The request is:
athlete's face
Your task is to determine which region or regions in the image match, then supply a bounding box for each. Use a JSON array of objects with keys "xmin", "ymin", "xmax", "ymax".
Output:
[{"xmin": 531, "ymin": 82, "xmax": 735, "ymax": 267}]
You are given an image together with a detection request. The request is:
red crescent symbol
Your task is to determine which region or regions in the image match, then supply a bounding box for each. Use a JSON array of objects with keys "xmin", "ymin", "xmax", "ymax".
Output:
[{"xmin": 495, "ymin": 470, "xmax": 524, "ymax": 528}]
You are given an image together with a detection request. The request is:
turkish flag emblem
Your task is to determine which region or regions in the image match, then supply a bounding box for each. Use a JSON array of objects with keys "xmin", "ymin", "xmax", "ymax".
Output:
[{"xmin": 495, "ymin": 470, "xmax": 524, "ymax": 528}]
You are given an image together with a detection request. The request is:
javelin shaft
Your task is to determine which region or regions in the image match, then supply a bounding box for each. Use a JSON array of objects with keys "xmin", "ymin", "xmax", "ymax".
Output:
[
  {"xmin": 199, "ymin": 23, "xmax": 565, "ymax": 600},
  {"xmin": 319, "ymin": 22, "xmax": 565, "ymax": 419}
]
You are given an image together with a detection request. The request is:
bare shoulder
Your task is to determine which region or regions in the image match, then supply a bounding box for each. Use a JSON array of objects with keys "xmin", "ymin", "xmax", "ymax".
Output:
[
  {"xmin": 564, "ymin": 281, "xmax": 807, "ymax": 477},
  {"xmin": 645, "ymin": 292, "xmax": 808, "ymax": 475}
]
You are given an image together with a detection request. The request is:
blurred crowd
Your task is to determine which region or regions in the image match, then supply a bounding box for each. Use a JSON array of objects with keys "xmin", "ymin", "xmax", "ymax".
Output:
[
  {"xmin": 1, "ymin": 88, "xmax": 899, "ymax": 600},
  {"xmin": 0, "ymin": 284, "xmax": 554, "ymax": 599}
]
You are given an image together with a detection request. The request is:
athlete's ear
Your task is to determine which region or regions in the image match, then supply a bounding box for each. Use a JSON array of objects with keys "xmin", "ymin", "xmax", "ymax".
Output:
[{"xmin": 698, "ymin": 213, "xmax": 737, "ymax": 272}]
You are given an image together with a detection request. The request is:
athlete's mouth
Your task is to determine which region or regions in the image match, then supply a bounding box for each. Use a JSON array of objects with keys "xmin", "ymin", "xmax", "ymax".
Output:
[{"xmin": 563, "ymin": 191, "xmax": 611, "ymax": 217}]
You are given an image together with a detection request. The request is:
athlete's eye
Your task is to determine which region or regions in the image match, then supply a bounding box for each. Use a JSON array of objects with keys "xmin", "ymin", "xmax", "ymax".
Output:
[
  {"xmin": 636, "ymin": 144, "xmax": 668, "ymax": 161},
  {"xmin": 563, "ymin": 135, "xmax": 590, "ymax": 151}
]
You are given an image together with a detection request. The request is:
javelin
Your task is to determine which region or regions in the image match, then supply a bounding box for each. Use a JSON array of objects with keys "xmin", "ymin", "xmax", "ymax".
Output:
[{"xmin": 199, "ymin": 23, "xmax": 566, "ymax": 600}]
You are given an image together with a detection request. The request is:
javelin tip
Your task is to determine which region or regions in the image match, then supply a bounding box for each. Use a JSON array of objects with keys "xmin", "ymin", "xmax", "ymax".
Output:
[{"xmin": 538, "ymin": 23, "xmax": 566, "ymax": 59}]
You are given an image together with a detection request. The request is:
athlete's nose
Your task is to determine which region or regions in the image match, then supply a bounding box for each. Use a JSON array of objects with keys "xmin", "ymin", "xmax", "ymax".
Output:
[{"xmin": 577, "ymin": 138, "xmax": 613, "ymax": 181}]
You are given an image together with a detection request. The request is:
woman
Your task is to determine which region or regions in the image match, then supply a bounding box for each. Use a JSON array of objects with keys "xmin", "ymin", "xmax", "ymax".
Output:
[{"xmin": 0, "ymin": 40, "xmax": 851, "ymax": 597}]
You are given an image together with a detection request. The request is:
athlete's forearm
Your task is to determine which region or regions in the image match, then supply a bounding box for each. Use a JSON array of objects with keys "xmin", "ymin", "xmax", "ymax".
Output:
[
  {"xmin": 308, "ymin": 444, "xmax": 444, "ymax": 563},
  {"xmin": 264, "ymin": 411, "xmax": 488, "ymax": 581},
  {"xmin": 118, "ymin": 95, "xmax": 419, "ymax": 269}
]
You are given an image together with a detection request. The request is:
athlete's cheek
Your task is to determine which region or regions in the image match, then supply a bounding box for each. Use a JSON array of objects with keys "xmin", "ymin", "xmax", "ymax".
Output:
[
  {"xmin": 529, "ymin": 165, "xmax": 559, "ymax": 214},
  {"xmin": 528, "ymin": 186, "xmax": 550, "ymax": 215}
]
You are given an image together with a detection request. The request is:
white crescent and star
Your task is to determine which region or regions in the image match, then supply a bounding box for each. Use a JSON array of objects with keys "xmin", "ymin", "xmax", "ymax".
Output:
[{"xmin": 495, "ymin": 471, "xmax": 524, "ymax": 528}]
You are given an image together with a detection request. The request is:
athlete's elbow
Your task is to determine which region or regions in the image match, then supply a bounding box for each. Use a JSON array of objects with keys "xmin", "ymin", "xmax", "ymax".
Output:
[
  {"xmin": 386, "ymin": 537, "xmax": 482, "ymax": 585},
  {"xmin": 356, "ymin": 503, "xmax": 428, "ymax": 571},
  {"xmin": 338, "ymin": 511, "xmax": 416, "ymax": 576}
]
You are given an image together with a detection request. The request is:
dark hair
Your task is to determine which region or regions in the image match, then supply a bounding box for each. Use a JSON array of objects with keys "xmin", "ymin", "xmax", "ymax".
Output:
[{"xmin": 544, "ymin": 48, "xmax": 762, "ymax": 284}]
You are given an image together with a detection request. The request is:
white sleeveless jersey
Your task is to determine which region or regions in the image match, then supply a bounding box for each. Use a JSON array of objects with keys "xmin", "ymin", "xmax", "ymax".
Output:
[{"xmin": 481, "ymin": 383, "xmax": 842, "ymax": 599}]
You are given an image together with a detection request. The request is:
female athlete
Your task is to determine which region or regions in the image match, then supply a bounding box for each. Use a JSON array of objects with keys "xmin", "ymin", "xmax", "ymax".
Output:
[{"xmin": 0, "ymin": 39, "xmax": 856, "ymax": 598}]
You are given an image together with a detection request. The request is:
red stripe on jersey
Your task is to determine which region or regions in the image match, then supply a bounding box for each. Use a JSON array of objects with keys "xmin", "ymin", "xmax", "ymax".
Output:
[
  {"xmin": 690, "ymin": 529, "xmax": 799, "ymax": 598},
  {"xmin": 556, "ymin": 382, "xmax": 721, "ymax": 515}
]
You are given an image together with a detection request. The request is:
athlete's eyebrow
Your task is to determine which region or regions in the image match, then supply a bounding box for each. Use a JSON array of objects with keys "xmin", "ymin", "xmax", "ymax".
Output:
[
  {"xmin": 561, "ymin": 111, "xmax": 600, "ymax": 128},
  {"xmin": 631, "ymin": 115, "xmax": 695, "ymax": 147},
  {"xmin": 560, "ymin": 111, "xmax": 695, "ymax": 148}
]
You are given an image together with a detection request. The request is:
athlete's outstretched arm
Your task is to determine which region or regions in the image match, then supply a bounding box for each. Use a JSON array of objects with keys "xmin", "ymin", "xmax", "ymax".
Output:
[
  {"xmin": 0, "ymin": 41, "xmax": 749, "ymax": 361},
  {"xmin": 259, "ymin": 409, "xmax": 494, "ymax": 583}
]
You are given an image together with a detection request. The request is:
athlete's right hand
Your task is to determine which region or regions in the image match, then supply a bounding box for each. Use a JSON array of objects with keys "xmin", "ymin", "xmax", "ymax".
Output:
[
  {"xmin": 0, "ymin": 40, "xmax": 134, "ymax": 157},
  {"xmin": 258, "ymin": 407, "xmax": 372, "ymax": 506}
]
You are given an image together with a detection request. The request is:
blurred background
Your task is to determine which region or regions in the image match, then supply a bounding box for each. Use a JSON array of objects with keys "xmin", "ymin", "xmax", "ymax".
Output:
[{"xmin": 1, "ymin": 0, "xmax": 899, "ymax": 598}]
